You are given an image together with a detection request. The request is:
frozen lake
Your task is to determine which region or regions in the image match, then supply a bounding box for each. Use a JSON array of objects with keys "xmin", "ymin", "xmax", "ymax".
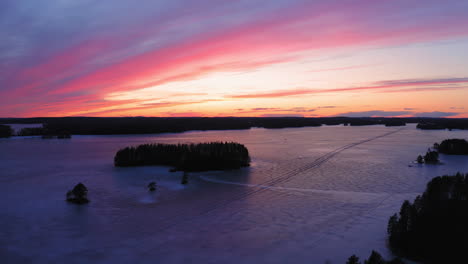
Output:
[{"xmin": 1, "ymin": 124, "xmax": 467, "ymax": 264}]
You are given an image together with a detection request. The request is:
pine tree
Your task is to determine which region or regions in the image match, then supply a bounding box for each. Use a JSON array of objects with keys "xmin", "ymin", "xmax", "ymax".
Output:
[{"xmin": 346, "ymin": 255, "xmax": 361, "ymax": 264}]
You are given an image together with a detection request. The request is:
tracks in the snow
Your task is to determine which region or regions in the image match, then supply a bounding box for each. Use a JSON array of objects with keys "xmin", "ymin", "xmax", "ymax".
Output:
[{"xmin": 198, "ymin": 128, "xmax": 404, "ymax": 214}]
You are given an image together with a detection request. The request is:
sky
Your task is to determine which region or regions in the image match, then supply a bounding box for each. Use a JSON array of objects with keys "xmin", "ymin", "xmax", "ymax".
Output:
[{"xmin": 1, "ymin": 0, "xmax": 468, "ymax": 118}]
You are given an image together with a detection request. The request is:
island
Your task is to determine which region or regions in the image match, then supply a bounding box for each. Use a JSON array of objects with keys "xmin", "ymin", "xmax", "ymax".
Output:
[
  {"xmin": 66, "ymin": 183, "xmax": 89, "ymax": 204},
  {"xmin": 0, "ymin": 125, "xmax": 13, "ymax": 138},
  {"xmin": 147, "ymin": 182, "xmax": 157, "ymax": 191},
  {"xmin": 416, "ymin": 149, "xmax": 439, "ymax": 164},
  {"xmin": 434, "ymin": 138, "xmax": 468, "ymax": 155},
  {"xmin": 387, "ymin": 173, "xmax": 468, "ymax": 263},
  {"xmin": 416, "ymin": 122, "xmax": 446, "ymax": 130},
  {"xmin": 114, "ymin": 142, "xmax": 251, "ymax": 172},
  {"xmin": 416, "ymin": 118, "xmax": 468, "ymax": 130}
]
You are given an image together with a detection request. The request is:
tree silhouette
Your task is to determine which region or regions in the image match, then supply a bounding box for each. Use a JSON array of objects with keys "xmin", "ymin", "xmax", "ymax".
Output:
[
  {"xmin": 181, "ymin": 172, "xmax": 188, "ymax": 185},
  {"xmin": 0, "ymin": 125, "xmax": 12, "ymax": 137},
  {"xmin": 416, "ymin": 155, "xmax": 423, "ymax": 164},
  {"xmin": 345, "ymin": 251, "xmax": 404, "ymax": 264},
  {"xmin": 416, "ymin": 149, "xmax": 439, "ymax": 164},
  {"xmin": 66, "ymin": 183, "xmax": 89, "ymax": 204},
  {"xmin": 147, "ymin": 182, "xmax": 157, "ymax": 191},
  {"xmin": 387, "ymin": 173, "xmax": 468, "ymax": 262},
  {"xmin": 346, "ymin": 255, "xmax": 361, "ymax": 264},
  {"xmin": 423, "ymin": 149, "xmax": 439, "ymax": 163},
  {"xmin": 114, "ymin": 142, "xmax": 251, "ymax": 172},
  {"xmin": 364, "ymin": 251, "xmax": 385, "ymax": 264}
]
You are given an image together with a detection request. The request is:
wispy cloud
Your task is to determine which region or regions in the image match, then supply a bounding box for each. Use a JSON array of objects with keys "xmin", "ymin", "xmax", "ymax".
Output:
[
  {"xmin": 228, "ymin": 77, "xmax": 468, "ymax": 99},
  {"xmin": 318, "ymin": 106, "xmax": 338, "ymax": 109},
  {"xmin": 336, "ymin": 110, "xmax": 413, "ymax": 117},
  {"xmin": 335, "ymin": 110, "xmax": 461, "ymax": 118},
  {"xmin": 413, "ymin": 111, "xmax": 460, "ymax": 118},
  {"xmin": 234, "ymin": 107, "xmax": 316, "ymax": 115},
  {"xmin": 308, "ymin": 64, "xmax": 376, "ymax": 73}
]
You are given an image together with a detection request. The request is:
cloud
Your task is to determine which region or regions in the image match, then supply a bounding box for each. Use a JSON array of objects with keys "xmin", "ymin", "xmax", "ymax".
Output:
[
  {"xmin": 261, "ymin": 114, "xmax": 304, "ymax": 117},
  {"xmin": 251, "ymin": 107, "xmax": 280, "ymax": 111},
  {"xmin": 318, "ymin": 106, "xmax": 338, "ymax": 109},
  {"xmin": 285, "ymin": 107, "xmax": 316, "ymax": 113},
  {"xmin": 335, "ymin": 110, "xmax": 462, "ymax": 118},
  {"xmin": 229, "ymin": 89, "xmax": 313, "ymax": 99},
  {"xmin": 336, "ymin": 110, "xmax": 412, "ymax": 117},
  {"xmin": 227, "ymin": 77, "xmax": 468, "ymax": 99},
  {"xmin": 308, "ymin": 64, "xmax": 376, "ymax": 73},
  {"xmin": 413, "ymin": 111, "xmax": 460, "ymax": 118},
  {"xmin": 234, "ymin": 107, "xmax": 316, "ymax": 115}
]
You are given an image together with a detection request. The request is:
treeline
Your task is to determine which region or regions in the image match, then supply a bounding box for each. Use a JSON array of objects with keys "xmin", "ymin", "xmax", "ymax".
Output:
[
  {"xmin": 0, "ymin": 117, "xmax": 411, "ymax": 135},
  {"xmin": 17, "ymin": 126, "xmax": 71, "ymax": 138},
  {"xmin": 1, "ymin": 117, "xmax": 467, "ymax": 135},
  {"xmin": 114, "ymin": 142, "xmax": 250, "ymax": 172},
  {"xmin": 345, "ymin": 251, "xmax": 403, "ymax": 264},
  {"xmin": 0, "ymin": 125, "xmax": 13, "ymax": 138},
  {"xmin": 434, "ymin": 139, "xmax": 468, "ymax": 155},
  {"xmin": 17, "ymin": 127, "xmax": 44, "ymax": 136},
  {"xmin": 416, "ymin": 118, "xmax": 468, "ymax": 130},
  {"xmin": 387, "ymin": 173, "xmax": 468, "ymax": 263}
]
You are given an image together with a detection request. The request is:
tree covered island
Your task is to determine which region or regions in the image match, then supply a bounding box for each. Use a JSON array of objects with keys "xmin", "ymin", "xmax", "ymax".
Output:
[
  {"xmin": 434, "ymin": 138, "xmax": 468, "ymax": 155},
  {"xmin": 66, "ymin": 183, "xmax": 89, "ymax": 204},
  {"xmin": 114, "ymin": 142, "xmax": 250, "ymax": 172},
  {"xmin": 416, "ymin": 138, "xmax": 468, "ymax": 163},
  {"xmin": 0, "ymin": 125, "xmax": 13, "ymax": 138},
  {"xmin": 416, "ymin": 149, "xmax": 439, "ymax": 164}
]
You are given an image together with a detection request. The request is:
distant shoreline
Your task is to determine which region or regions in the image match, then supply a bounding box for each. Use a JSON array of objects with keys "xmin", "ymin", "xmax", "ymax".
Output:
[{"xmin": 0, "ymin": 117, "xmax": 467, "ymax": 136}]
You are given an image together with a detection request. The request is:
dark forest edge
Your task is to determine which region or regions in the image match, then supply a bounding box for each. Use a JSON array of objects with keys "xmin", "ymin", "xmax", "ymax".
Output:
[
  {"xmin": 114, "ymin": 142, "xmax": 250, "ymax": 172},
  {"xmin": 1, "ymin": 117, "xmax": 467, "ymax": 136},
  {"xmin": 387, "ymin": 173, "xmax": 468, "ymax": 263},
  {"xmin": 345, "ymin": 250, "xmax": 403, "ymax": 264}
]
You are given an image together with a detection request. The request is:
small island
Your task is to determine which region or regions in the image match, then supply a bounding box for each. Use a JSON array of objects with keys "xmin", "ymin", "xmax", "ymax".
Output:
[
  {"xmin": 66, "ymin": 183, "xmax": 89, "ymax": 204},
  {"xmin": 0, "ymin": 125, "xmax": 13, "ymax": 138},
  {"xmin": 434, "ymin": 138, "xmax": 468, "ymax": 155},
  {"xmin": 114, "ymin": 142, "xmax": 250, "ymax": 172},
  {"xmin": 416, "ymin": 122, "xmax": 446, "ymax": 130},
  {"xmin": 147, "ymin": 182, "xmax": 157, "ymax": 191},
  {"xmin": 416, "ymin": 149, "xmax": 439, "ymax": 164},
  {"xmin": 387, "ymin": 173, "xmax": 468, "ymax": 263}
]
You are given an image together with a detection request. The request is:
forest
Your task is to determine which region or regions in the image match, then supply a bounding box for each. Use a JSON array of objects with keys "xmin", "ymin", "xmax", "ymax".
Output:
[
  {"xmin": 1, "ymin": 117, "xmax": 467, "ymax": 135},
  {"xmin": 114, "ymin": 142, "xmax": 251, "ymax": 172},
  {"xmin": 416, "ymin": 119, "xmax": 468, "ymax": 130},
  {"xmin": 434, "ymin": 139, "xmax": 468, "ymax": 155},
  {"xmin": 345, "ymin": 251, "xmax": 403, "ymax": 264},
  {"xmin": 387, "ymin": 173, "xmax": 468, "ymax": 263}
]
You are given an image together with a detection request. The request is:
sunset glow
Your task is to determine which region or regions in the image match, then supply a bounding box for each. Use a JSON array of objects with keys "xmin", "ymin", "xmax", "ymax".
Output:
[{"xmin": 1, "ymin": 0, "xmax": 468, "ymax": 117}]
